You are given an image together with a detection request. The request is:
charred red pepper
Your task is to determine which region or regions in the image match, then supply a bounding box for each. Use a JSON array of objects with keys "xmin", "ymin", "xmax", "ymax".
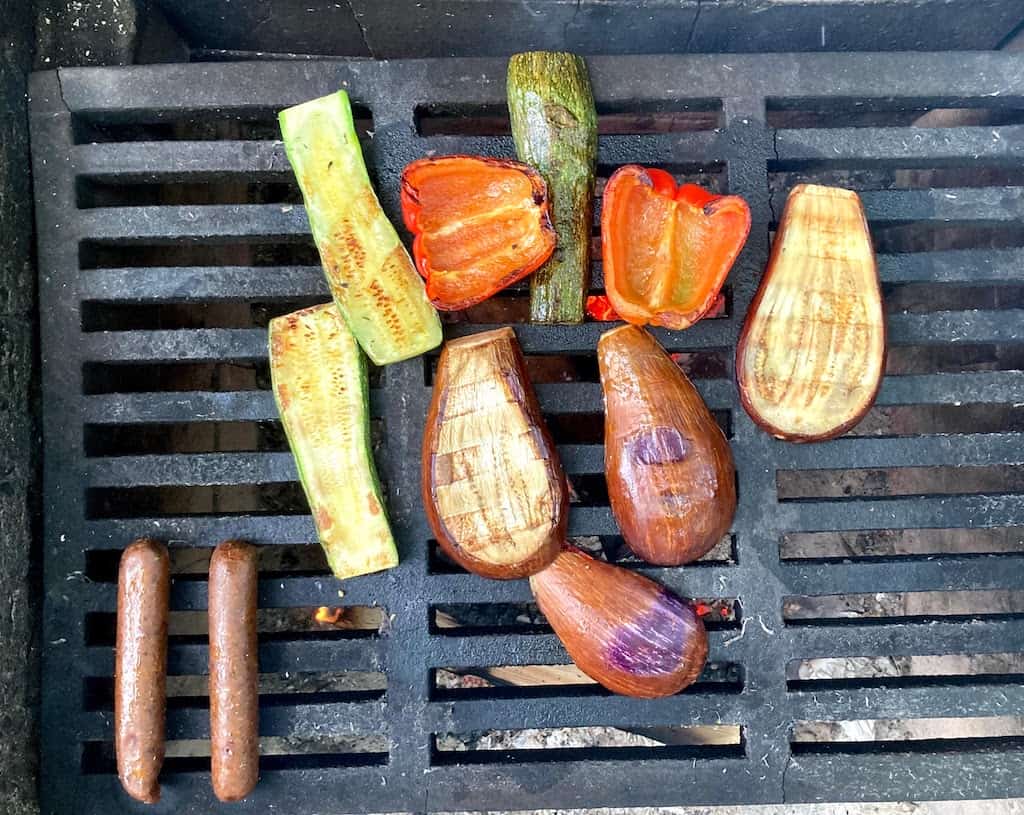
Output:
[
  {"xmin": 586, "ymin": 293, "xmax": 726, "ymax": 322},
  {"xmin": 585, "ymin": 295, "xmax": 619, "ymax": 321},
  {"xmin": 601, "ymin": 165, "xmax": 751, "ymax": 330},
  {"xmin": 400, "ymin": 155, "xmax": 557, "ymax": 311}
]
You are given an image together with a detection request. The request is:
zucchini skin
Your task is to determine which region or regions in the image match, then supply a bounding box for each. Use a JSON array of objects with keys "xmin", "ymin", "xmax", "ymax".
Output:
[
  {"xmin": 269, "ymin": 304, "xmax": 398, "ymax": 580},
  {"xmin": 279, "ymin": 90, "xmax": 442, "ymax": 365},
  {"xmin": 508, "ymin": 52, "xmax": 598, "ymax": 324}
]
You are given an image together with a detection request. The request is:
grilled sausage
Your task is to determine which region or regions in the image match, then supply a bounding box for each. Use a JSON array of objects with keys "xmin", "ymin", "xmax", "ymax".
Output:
[
  {"xmin": 115, "ymin": 538, "xmax": 170, "ymax": 804},
  {"xmin": 208, "ymin": 540, "xmax": 260, "ymax": 801}
]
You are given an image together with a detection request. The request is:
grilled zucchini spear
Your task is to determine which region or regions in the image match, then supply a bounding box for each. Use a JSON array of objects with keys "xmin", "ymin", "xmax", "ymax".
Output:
[
  {"xmin": 279, "ymin": 90, "xmax": 442, "ymax": 365},
  {"xmin": 508, "ymin": 52, "xmax": 598, "ymax": 324},
  {"xmin": 270, "ymin": 304, "xmax": 398, "ymax": 580}
]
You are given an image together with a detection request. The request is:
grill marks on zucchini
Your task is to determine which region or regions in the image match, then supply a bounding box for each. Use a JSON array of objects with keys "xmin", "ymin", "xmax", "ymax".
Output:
[
  {"xmin": 270, "ymin": 304, "xmax": 398, "ymax": 580},
  {"xmin": 279, "ymin": 91, "xmax": 441, "ymax": 365}
]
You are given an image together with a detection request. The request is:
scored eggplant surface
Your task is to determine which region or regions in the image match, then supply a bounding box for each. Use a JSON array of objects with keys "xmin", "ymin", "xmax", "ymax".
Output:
[
  {"xmin": 423, "ymin": 327, "xmax": 567, "ymax": 578},
  {"xmin": 737, "ymin": 184, "xmax": 885, "ymax": 441},
  {"xmin": 30, "ymin": 53, "xmax": 1024, "ymax": 814}
]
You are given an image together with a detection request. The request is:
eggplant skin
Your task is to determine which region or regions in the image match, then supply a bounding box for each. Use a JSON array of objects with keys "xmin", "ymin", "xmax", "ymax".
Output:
[
  {"xmin": 599, "ymin": 325, "xmax": 736, "ymax": 566},
  {"xmin": 737, "ymin": 184, "xmax": 886, "ymax": 442},
  {"xmin": 530, "ymin": 547, "xmax": 708, "ymax": 698},
  {"xmin": 422, "ymin": 327, "xmax": 567, "ymax": 579}
]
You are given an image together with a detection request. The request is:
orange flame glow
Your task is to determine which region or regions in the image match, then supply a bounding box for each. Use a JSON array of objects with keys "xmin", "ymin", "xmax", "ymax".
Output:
[{"xmin": 314, "ymin": 606, "xmax": 343, "ymax": 625}]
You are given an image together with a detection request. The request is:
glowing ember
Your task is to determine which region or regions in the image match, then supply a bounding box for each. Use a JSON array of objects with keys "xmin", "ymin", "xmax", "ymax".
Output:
[{"xmin": 314, "ymin": 606, "xmax": 343, "ymax": 625}]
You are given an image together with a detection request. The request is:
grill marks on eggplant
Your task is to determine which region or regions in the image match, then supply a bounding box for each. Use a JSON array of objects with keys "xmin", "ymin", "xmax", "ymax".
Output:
[
  {"xmin": 424, "ymin": 328, "xmax": 567, "ymax": 579},
  {"xmin": 738, "ymin": 185, "xmax": 885, "ymax": 441}
]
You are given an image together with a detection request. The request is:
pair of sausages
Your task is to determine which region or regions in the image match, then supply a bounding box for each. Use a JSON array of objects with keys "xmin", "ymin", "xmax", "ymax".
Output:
[{"xmin": 115, "ymin": 539, "xmax": 259, "ymax": 804}]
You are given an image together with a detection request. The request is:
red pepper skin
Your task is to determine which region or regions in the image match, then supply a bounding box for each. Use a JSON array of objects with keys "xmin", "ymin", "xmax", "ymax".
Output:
[
  {"xmin": 400, "ymin": 155, "xmax": 556, "ymax": 311},
  {"xmin": 586, "ymin": 295, "xmax": 619, "ymax": 321},
  {"xmin": 587, "ymin": 293, "xmax": 725, "ymax": 322},
  {"xmin": 601, "ymin": 165, "xmax": 750, "ymax": 330}
]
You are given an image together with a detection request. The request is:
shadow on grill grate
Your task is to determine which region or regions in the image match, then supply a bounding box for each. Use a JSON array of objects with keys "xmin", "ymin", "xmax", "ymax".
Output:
[
  {"xmin": 844, "ymin": 403, "xmax": 1024, "ymax": 437},
  {"xmin": 79, "ymin": 238, "xmax": 322, "ymax": 269},
  {"xmin": 777, "ymin": 465, "xmax": 1024, "ymax": 502},
  {"xmin": 83, "ymin": 360, "xmax": 270, "ymax": 393},
  {"xmin": 71, "ymin": 105, "xmax": 373, "ymax": 144},
  {"xmin": 81, "ymin": 299, "xmax": 326, "ymax": 331},
  {"xmin": 85, "ymin": 483, "xmax": 311, "ymax": 517},
  {"xmin": 84, "ymin": 670, "xmax": 387, "ymax": 711},
  {"xmin": 85, "ymin": 606, "xmax": 384, "ymax": 646},
  {"xmin": 82, "ymin": 359, "xmax": 383, "ymax": 393},
  {"xmin": 85, "ymin": 542, "xmax": 332, "ymax": 581},
  {"xmin": 416, "ymin": 100, "xmax": 723, "ymax": 136},
  {"xmin": 438, "ymin": 288, "xmax": 731, "ymax": 326},
  {"xmin": 766, "ymin": 98, "xmax": 1024, "ymax": 129},
  {"xmin": 76, "ymin": 177, "xmax": 303, "ymax": 209},
  {"xmin": 885, "ymin": 343, "xmax": 1024, "ymax": 374},
  {"xmin": 424, "ymin": 349, "xmax": 731, "ymax": 384},
  {"xmin": 431, "ymin": 599, "xmax": 740, "ymax": 635},
  {"xmin": 84, "ymin": 420, "xmax": 290, "ymax": 456},
  {"xmin": 83, "ymin": 417, "xmax": 384, "ymax": 456},
  {"xmin": 82, "ymin": 735, "xmax": 390, "ymax": 774},
  {"xmin": 428, "ymin": 534, "xmax": 736, "ymax": 575}
]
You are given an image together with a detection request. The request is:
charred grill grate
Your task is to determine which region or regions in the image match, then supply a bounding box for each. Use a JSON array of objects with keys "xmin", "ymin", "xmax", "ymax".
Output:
[{"xmin": 28, "ymin": 53, "xmax": 1024, "ymax": 813}]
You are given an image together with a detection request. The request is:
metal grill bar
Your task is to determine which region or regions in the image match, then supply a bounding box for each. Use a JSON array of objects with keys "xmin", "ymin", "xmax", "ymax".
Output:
[{"xmin": 30, "ymin": 52, "xmax": 1024, "ymax": 814}]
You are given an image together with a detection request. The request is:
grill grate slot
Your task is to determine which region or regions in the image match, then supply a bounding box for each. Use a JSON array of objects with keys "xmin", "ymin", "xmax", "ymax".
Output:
[
  {"xmin": 30, "ymin": 53, "xmax": 1024, "ymax": 812},
  {"xmin": 432, "ymin": 725, "xmax": 745, "ymax": 764}
]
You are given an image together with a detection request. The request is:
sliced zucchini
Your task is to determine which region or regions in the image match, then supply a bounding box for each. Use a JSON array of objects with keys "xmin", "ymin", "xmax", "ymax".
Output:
[
  {"xmin": 269, "ymin": 304, "xmax": 398, "ymax": 580},
  {"xmin": 279, "ymin": 90, "xmax": 442, "ymax": 365}
]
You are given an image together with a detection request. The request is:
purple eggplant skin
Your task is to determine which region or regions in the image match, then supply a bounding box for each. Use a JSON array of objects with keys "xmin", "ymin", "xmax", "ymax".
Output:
[
  {"xmin": 599, "ymin": 324, "xmax": 736, "ymax": 565},
  {"xmin": 529, "ymin": 546, "xmax": 708, "ymax": 698}
]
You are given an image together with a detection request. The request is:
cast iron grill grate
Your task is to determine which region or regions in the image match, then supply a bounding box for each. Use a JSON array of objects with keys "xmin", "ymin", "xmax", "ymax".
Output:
[{"xmin": 28, "ymin": 53, "xmax": 1024, "ymax": 813}]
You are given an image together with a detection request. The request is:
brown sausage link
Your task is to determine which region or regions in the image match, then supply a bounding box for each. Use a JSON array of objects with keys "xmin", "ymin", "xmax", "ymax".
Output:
[
  {"xmin": 115, "ymin": 538, "xmax": 169, "ymax": 804},
  {"xmin": 209, "ymin": 540, "xmax": 260, "ymax": 801}
]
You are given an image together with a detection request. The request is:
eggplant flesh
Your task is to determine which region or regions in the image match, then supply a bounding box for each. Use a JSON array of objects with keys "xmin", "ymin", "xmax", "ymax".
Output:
[
  {"xmin": 423, "ymin": 327, "xmax": 567, "ymax": 579},
  {"xmin": 737, "ymin": 184, "xmax": 885, "ymax": 441}
]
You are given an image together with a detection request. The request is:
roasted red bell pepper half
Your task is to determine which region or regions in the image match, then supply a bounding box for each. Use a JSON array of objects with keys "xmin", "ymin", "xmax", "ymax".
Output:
[
  {"xmin": 400, "ymin": 155, "xmax": 557, "ymax": 311},
  {"xmin": 601, "ymin": 165, "xmax": 751, "ymax": 330}
]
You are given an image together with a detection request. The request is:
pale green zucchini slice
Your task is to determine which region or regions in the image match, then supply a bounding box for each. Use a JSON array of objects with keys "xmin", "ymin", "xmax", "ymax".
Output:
[
  {"xmin": 279, "ymin": 90, "xmax": 442, "ymax": 365},
  {"xmin": 270, "ymin": 303, "xmax": 398, "ymax": 579}
]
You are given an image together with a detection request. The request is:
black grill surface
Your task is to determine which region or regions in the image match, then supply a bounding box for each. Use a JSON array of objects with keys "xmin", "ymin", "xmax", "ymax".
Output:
[{"xmin": 29, "ymin": 53, "xmax": 1024, "ymax": 813}]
